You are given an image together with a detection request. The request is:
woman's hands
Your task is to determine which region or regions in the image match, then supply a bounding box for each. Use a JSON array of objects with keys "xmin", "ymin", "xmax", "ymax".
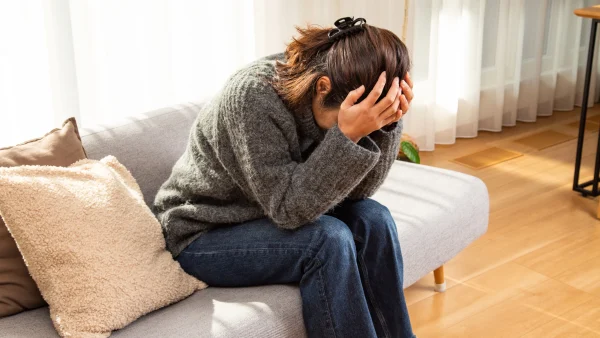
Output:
[{"xmin": 338, "ymin": 71, "xmax": 413, "ymax": 143}]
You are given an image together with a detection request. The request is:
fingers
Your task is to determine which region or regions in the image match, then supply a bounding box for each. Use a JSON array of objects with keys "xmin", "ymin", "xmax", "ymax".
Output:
[
  {"xmin": 399, "ymin": 94, "xmax": 410, "ymax": 114},
  {"xmin": 404, "ymin": 72, "xmax": 413, "ymax": 88},
  {"xmin": 373, "ymin": 77, "xmax": 400, "ymax": 114},
  {"xmin": 401, "ymin": 80, "xmax": 413, "ymax": 102},
  {"xmin": 340, "ymin": 85, "xmax": 366, "ymax": 110},
  {"xmin": 379, "ymin": 90, "xmax": 402, "ymax": 125},
  {"xmin": 383, "ymin": 109, "xmax": 402, "ymax": 126},
  {"xmin": 361, "ymin": 71, "xmax": 387, "ymax": 107}
]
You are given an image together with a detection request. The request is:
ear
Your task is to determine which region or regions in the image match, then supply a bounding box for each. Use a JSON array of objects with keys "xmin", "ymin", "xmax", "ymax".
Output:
[{"xmin": 316, "ymin": 76, "xmax": 332, "ymax": 95}]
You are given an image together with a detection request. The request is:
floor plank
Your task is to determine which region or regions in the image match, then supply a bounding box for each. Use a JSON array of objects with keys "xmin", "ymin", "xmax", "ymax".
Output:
[
  {"xmin": 561, "ymin": 298, "xmax": 600, "ymax": 333},
  {"xmin": 554, "ymin": 258, "xmax": 600, "ymax": 297},
  {"xmin": 521, "ymin": 318, "xmax": 600, "ymax": 338},
  {"xmin": 515, "ymin": 228, "xmax": 600, "ymax": 277}
]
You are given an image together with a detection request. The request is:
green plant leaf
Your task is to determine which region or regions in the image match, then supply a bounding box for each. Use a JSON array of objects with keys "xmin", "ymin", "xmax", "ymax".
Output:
[{"xmin": 401, "ymin": 141, "xmax": 420, "ymax": 164}]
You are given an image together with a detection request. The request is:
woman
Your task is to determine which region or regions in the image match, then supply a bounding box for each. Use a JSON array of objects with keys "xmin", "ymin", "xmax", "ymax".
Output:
[{"xmin": 155, "ymin": 17, "xmax": 415, "ymax": 338}]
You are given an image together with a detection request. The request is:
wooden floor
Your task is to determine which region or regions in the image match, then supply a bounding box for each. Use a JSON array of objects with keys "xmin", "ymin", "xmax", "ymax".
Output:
[{"xmin": 405, "ymin": 106, "xmax": 600, "ymax": 337}]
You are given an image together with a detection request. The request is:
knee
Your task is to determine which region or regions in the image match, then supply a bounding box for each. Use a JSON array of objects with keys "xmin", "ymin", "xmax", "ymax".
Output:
[
  {"xmin": 347, "ymin": 199, "xmax": 399, "ymax": 245},
  {"xmin": 353, "ymin": 199, "xmax": 395, "ymax": 226},
  {"xmin": 312, "ymin": 215, "xmax": 355, "ymax": 253}
]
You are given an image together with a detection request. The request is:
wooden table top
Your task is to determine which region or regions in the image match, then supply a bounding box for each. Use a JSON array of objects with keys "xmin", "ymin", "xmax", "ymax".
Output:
[{"xmin": 575, "ymin": 5, "xmax": 600, "ymax": 19}]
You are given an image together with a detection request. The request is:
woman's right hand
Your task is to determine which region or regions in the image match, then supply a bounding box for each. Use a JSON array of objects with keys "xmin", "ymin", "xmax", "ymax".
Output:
[{"xmin": 338, "ymin": 72, "xmax": 402, "ymax": 143}]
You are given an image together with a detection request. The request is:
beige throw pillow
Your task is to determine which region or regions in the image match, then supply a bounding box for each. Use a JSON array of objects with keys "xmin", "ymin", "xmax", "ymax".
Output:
[{"xmin": 0, "ymin": 156, "xmax": 206, "ymax": 337}]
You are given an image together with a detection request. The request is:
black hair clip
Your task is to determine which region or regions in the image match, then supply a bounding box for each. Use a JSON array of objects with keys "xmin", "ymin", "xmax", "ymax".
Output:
[{"xmin": 328, "ymin": 17, "xmax": 367, "ymax": 42}]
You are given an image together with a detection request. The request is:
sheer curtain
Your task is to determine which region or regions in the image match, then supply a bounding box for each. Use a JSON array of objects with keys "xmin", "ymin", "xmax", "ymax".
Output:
[
  {"xmin": 0, "ymin": 0, "xmax": 408, "ymax": 147},
  {"xmin": 1, "ymin": 0, "xmax": 599, "ymax": 150},
  {"xmin": 405, "ymin": 0, "xmax": 600, "ymax": 150},
  {"xmin": 0, "ymin": 0, "xmax": 256, "ymax": 147}
]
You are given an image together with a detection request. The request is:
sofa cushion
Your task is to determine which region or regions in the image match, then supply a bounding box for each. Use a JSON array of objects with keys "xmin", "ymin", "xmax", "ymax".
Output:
[
  {"xmin": 0, "ymin": 118, "xmax": 87, "ymax": 318},
  {"xmin": 0, "ymin": 285, "xmax": 305, "ymax": 338},
  {"xmin": 0, "ymin": 156, "xmax": 205, "ymax": 337}
]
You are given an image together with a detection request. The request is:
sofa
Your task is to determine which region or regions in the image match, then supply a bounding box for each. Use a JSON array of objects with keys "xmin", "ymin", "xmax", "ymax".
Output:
[{"xmin": 0, "ymin": 102, "xmax": 489, "ymax": 337}]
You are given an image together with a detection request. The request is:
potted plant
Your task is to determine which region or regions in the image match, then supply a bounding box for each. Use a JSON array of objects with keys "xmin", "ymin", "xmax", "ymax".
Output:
[{"xmin": 397, "ymin": 134, "xmax": 420, "ymax": 164}]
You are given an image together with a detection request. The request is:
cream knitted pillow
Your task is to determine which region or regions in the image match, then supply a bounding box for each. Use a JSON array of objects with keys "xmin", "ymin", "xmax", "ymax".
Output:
[{"xmin": 0, "ymin": 156, "xmax": 206, "ymax": 337}]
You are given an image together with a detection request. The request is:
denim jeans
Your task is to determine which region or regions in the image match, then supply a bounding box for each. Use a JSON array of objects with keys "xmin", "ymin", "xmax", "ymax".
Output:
[{"xmin": 177, "ymin": 198, "xmax": 415, "ymax": 338}]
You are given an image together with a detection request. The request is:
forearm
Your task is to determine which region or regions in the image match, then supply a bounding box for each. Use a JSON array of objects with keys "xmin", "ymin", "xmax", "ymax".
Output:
[
  {"xmin": 257, "ymin": 125, "xmax": 381, "ymax": 228},
  {"xmin": 347, "ymin": 121, "xmax": 402, "ymax": 199}
]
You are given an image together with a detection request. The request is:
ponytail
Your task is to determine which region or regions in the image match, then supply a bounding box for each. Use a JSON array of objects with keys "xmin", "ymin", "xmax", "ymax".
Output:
[{"xmin": 274, "ymin": 26, "xmax": 333, "ymax": 110}]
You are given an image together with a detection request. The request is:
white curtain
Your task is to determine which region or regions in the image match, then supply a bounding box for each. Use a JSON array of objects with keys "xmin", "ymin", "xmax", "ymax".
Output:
[
  {"xmin": 1, "ymin": 0, "xmax": 599, "ymax": 150},
  {"xmin": 0, "ymin": 0, "xmax": 257, "ymax": 147},
  {"xmin": 405, "ymin": 0, "xmax": 600, "ymax": 150}
]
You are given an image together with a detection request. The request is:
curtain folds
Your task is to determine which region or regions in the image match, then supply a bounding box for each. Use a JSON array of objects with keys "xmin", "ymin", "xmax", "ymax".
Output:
[
  {"xmin": 405, "ymin": 0, "xmax": 600, "ymax": 150},
  {"xmin": 1, "ymin": 0, "xmax": 600, "ymax": 150}
]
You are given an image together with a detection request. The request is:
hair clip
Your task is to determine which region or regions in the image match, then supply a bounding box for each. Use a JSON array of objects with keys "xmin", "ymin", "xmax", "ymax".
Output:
[{"xmin": 328, "ymin": 17, "xmax": 367, "ymax": 42}]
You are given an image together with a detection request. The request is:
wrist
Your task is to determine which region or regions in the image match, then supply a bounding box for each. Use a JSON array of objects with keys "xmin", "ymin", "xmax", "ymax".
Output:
[{"xmin": 338, "ymin": 125, "xmax": 361, "ymax": 143}]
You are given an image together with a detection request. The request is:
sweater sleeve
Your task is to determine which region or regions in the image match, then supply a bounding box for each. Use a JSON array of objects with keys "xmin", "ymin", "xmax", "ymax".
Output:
[
  {"xmin": 222, "ymin": 89, "xmax": 380, "ymax": 229},
  {"xmin": 347, "ymin": 120, "xmax": 403, "ymax": 200}
]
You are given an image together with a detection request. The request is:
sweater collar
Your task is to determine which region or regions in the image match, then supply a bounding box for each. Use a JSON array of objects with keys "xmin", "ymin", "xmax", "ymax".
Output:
[{"xmin": 294, "ymin": 105, "xmax": 325, "ymax": 142}]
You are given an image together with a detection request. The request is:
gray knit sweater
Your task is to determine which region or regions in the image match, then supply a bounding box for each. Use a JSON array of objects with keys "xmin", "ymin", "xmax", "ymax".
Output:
[{"xmin": 154, "ymin": 53, "xmax": 403, "ymax": 257}]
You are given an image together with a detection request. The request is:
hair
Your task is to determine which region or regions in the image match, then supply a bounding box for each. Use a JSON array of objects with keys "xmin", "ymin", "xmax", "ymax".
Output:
[{"xmin": 274, "ymin": 22, "xmax": 411, "ymax": 111}]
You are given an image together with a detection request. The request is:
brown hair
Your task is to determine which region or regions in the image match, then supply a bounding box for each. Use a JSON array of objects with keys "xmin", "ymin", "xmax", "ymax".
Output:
[{"xmin": 274, "ymin": 23, "xmax": 411, "ymax": 111}]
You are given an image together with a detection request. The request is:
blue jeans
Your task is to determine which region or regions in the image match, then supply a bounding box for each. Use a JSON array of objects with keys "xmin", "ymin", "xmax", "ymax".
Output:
[{"xmin": 177, "ymin": 199, "xmax": 415, "ymax": 338}]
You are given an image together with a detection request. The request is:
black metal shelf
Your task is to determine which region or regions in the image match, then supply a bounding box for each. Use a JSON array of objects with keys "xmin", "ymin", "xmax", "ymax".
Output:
[{"xmin": 573, "ymin": 19, "xmax": 600, "ymax": 197}]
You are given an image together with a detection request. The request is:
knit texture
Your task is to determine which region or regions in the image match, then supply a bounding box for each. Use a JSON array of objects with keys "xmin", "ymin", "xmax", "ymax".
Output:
[
  {"xmin": 0, "ymin": 156, "xmax": 206, "ymax": 337},
  {"xmin": 154, "ymin": 53, "xmax": 403, "ymax": 257}
]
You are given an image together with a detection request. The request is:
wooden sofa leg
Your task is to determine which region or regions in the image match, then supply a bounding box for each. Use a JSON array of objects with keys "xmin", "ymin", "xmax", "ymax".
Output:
[{"xmin": 433, "ymin": 266, "xmax": 446, "ymax": 292}]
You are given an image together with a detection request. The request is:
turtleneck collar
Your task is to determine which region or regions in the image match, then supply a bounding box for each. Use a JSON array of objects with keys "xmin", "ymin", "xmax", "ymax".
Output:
[{"xmin": 294, "ymin": 105, "xmax": 326, "ymax": 142}]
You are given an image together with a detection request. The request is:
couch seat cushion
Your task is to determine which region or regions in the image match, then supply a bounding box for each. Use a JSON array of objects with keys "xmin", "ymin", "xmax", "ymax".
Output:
[{"xmin": 0, "ymin": 285, "xmax": 305, "ymax": 338}]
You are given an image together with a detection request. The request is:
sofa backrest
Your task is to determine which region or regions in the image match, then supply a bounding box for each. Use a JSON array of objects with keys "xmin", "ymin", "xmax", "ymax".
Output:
[{"xmin": 81, "ymin": 102, "xmax": 202, "ymax": 207}]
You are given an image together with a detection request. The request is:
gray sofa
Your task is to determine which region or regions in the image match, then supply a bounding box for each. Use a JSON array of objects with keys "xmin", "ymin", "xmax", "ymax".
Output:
[{"xmin": 0, "ymin": 102, "xmax": 489, "ymax": 337}]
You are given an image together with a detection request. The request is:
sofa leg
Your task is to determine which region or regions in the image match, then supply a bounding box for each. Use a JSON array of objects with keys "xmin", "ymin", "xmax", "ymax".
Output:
[{"xmin": 433, "ymin": 266, "xmax": 446, "ymax": 292}]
